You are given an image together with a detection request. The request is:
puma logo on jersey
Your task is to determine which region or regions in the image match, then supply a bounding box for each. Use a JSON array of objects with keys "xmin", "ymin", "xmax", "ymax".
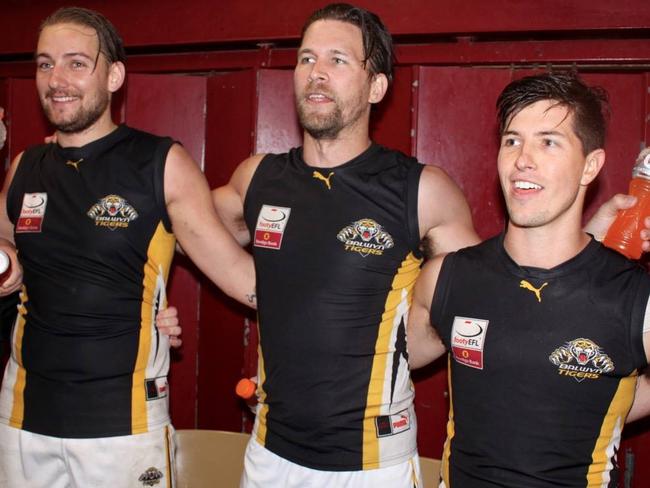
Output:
[
  {"xmin": 66, "ymin": 158, "xmax": 83, "ymax": 171},
  {"xmin": 313, "ymin": 171, "xmax": 334, "ymax": 190},
  {"xmin": 519, "ymin": 280, "xmax": 548, "ymax": 303}
]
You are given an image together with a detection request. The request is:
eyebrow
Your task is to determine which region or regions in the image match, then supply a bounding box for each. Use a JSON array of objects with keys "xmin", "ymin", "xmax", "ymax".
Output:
[
  {"xmin": 297, "ymin": 47, "xmax": 351, "ymax": 57},
  {"xmin": 502, "ymin": 129, "xmax": 567, "ymax": 138},
  {"xmin": 35, "ymin": 51, "xmax": 95, "ymax": 62}
]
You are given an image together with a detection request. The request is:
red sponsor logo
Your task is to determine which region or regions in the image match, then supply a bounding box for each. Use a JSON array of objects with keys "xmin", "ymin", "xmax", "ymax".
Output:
[
  {"xmin": 452, "ymin": 346, "xmax": 484, "ymax": 369},
  {"xmin": 254, "ymin": 230, "xmax": 283, "ymax": 249},
  {"xmin": 16, "ymin": 217, "xmax": 44, "ymax": 232}
]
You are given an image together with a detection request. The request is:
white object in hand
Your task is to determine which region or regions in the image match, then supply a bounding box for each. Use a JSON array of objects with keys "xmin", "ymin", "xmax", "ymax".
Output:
[
  {"xmin": 0, "ymin": 250, "xmax": 9, "ymax": 275},
  {"xmin": 0, "ymin": 108, "xmax": 6, "ymax": 151}
]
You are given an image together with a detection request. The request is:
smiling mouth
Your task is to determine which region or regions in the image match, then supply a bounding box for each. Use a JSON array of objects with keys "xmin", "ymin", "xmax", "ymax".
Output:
[
  {"xmin": 306, "ymin": 93, "xmax": 333, "ymax": 103},
  {"xmin": 514, "ymin": 180, "xmax": 543, "ymax": 190},
  {"xmin": 47, "ymin": 92, "xmax": 80, "ymax": 103}
]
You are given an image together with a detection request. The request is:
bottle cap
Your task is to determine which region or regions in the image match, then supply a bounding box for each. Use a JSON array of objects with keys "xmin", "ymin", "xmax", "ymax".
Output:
[
  {"xmin": 632, "ymin": 147, "xmax": 650, "ymax": 178},
  {"xmin": 235, "ymin": 378, "xmax": 256, "ymax": 399},
  {"xmin": 0, "ymin": 251, "xmax": 9, "ymax": 275}
]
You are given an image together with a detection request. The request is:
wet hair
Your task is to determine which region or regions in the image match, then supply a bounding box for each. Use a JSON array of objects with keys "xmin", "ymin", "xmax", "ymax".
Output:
[
  {"xmin": 496, "ymin": 72, "xmax": 609, "ymax": 155},
  {"xmin": 40, "ymin": 7, "xmax": 126, "ymax": 66},
  {"xmin": 301, "ymin": 3, "xmax": 394, "ymax": 84}
]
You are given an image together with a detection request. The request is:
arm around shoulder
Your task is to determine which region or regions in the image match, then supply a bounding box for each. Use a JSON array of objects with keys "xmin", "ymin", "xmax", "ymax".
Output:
[
  {"xmin": 211, "ymin": 154, "xmax": 265, "ymax": 247},
  {"xmin": 417, "ymin": 164, "xmax": 480, "ymax": 257},
  {"xmin": 165, "ymin": 144, "xmax": 256, "ymax": 308},
  {"xmin": 407, "ymin": 255, "xmax": 448, "ymax": 369}
]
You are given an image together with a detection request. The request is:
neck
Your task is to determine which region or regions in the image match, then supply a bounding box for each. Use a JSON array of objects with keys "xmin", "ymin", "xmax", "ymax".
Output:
[
  {"xmin": 56, "ymin": 111, "xmax": 117, "ymax": 148},
  {"xmin": 301, "ymin": 117, "xmax": 371, "ymax": 168},
  {"xmin": 503, "ymin": 219, "xmax": 591, "ymax": 269}
]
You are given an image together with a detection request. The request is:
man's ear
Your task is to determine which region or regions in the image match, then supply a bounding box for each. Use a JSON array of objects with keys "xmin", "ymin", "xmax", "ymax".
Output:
[
  {"xmin": 107, "ymin": 61, "xmax": 125, "ymax": 93},
  {"xmin": 369, "ymin": 73, "xmax": 388, "ymax": 104},
  {"xmin": 581, "ymin": 148, "xmax": 606, "ymax": 186}
]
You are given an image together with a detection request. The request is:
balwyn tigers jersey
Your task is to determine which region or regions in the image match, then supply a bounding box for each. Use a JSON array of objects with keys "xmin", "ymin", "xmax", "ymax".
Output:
[
  {"xmin": 244, "ymin": 144, "xmax": 424, "ymax": 471},
  {"xmin": 431, "ymin": 235, "xmax": 650, "ymax": 487},
  {"xmin": 0, "ymin": 125, "xmax": 176, "ymax": 438}
]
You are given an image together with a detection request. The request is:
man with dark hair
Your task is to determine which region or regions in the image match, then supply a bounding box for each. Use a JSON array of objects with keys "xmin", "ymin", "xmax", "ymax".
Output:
[
  {"xmin": 0, "ymin": 7, "xmax": 254, "ymax": 487},
  {"xmin": 196, "ymin": 4, "xmax": 644, "ymax": 486},
  {"xmin": 211, "ymin": 3, "xmax": 476, "ymax": 486},
  {"xmin": 408, "ymin": 72, "xmax": 650, "ymax": 487}
]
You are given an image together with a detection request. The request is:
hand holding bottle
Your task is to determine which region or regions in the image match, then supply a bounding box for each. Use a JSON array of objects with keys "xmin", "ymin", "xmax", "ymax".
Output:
[{"xmin": 604, "ymin": 148, "xmax": 650, "ymax": 259}]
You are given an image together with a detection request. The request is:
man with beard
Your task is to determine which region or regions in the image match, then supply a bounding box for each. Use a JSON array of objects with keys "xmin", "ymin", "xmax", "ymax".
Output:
[
  {"xmin": 191, "ymin": 4, "xmax": 650, "ymax": 487},
  {"xmin": 210, "ymin": 5, "xmax": 476, "ymax": 486},
  {"xmin": 0, "ymin": 7, "xmax": 254, "ymax": 487}
]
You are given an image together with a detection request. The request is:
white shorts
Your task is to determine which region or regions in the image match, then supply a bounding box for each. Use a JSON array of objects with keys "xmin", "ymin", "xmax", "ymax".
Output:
[
  {"xmin": 0, "ymin": 422, "xmax": 175, "ymax": 488},
  {"xmin": 240, "ymin": 437, "xmax": 423, "ymax": 488}
]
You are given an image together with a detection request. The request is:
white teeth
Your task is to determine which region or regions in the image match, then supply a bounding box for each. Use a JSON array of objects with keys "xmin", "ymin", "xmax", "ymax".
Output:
[
  {"xmin": 308, "ymin": 94, "xmax": 329, "ymax": 101},
  {"xmin": 514, "ymin": 180, "xmax": 542, "ymax": 190},
  {"xmin": 52, "ymin": 96, "xmax": 76, "ymax": 102}
]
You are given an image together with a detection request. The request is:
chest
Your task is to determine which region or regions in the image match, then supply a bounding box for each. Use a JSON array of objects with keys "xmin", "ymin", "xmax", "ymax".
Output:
[
  {"xmin": 11, "ymin": 157, "xmax": 161, "ymax": 262},
  {"xmin": 245, "ymin": 167, "xmax": 415, "ymax": 277}
]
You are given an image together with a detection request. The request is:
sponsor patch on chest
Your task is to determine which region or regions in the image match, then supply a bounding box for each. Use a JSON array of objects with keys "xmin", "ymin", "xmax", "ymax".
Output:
[
  {"xmin": 451, "ymin": 317, "xmax": 489, "ymax": 370},
  {"xmin": 336, "ymin": 218, "xmax": 394, "ymax": 257},
  {"xmin": 549, "ymin": 338, "xmax": 614, "ymax": 382},
  {"xmin": 16, "ymin": 192, "xmax": 48, "ymax": 233},
  {"xmin": 375, "ymin": 409, "xmax": 411, "ymax": 437},
  {"xmin": 254, "ymin": 205, "xmax": 291, "ymax": 250}
]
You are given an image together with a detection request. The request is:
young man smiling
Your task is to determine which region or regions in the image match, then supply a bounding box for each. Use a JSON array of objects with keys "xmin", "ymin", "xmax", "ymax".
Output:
[
  {"xmin": 0, "ymin": 7, "xmax": 254, "ymax": 487},
  {"xmin": 407, "ymin": 73, "xmax": 650, "ymax": 487}
]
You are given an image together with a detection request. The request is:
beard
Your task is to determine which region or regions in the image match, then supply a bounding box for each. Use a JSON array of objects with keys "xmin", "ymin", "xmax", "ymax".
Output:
[
  {"xmin": 42, "ymin": 88, "xmax": 110, "ymax": 134},
  {"xmin": 296, "ymin": 98, "xmax": 345, "ymax": 140}
]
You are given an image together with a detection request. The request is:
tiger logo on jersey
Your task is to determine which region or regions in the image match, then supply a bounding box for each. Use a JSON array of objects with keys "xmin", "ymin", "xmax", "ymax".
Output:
[
  {"xmin": 337, "ymin": 218, "xmax": 394, "ymax": 257},
  {"xmin": 87, "ymin": 194, "xmax": 138, "ymax": 230},
  {"xmin": 549, "ymin": 338, "xmax": 614, "ymax": 382}
]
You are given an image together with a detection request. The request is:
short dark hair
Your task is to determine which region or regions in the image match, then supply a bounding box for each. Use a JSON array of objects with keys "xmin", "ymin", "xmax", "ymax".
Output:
[
  {"xmin": 496, "ymin": 72, "xmax": 608, "ymax": 155},
  {"xmin": 301, "ymin": 3, "xmax": 394, "ymax": 84},
  {"xmin": 40, "ymin": 7, "xmax": 126, "ymax": 65}
]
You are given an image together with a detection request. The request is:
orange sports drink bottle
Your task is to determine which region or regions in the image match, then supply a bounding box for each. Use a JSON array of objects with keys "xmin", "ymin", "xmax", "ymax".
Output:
[
  {"xmin": 603, "ymin": 148, "xmax": 650, "ymax": 259},
  {"xmin": 235, "ymin": 378, "xmax": 256, "ymax": 400}
]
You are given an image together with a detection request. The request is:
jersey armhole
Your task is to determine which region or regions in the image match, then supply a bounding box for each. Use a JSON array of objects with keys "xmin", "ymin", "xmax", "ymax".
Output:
[
  {"xmin": 630, "ymin": 270, "xmax": 650, "ymax": 370},
  {"xmin": 155, "ymin": 137, "xmax": 176, "ymax": 233},
  {"xmin": 430, "ymin": 253, "xmax": 455, "ymax": 346},
  {"xmin": 406, "ymin": 161, "xmax": 424, "ymax": 258},
  {"xmin": 242, "ymin": 154, "xmax": 274, "ymax": 225},
  {"xmin": 6, "ymin": 145, "xmax": 49, "ymax": 225}
]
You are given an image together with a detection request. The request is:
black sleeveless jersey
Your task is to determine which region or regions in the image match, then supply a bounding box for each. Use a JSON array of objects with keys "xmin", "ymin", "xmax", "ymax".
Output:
[
  {"xmin": 244, "ymin": 144, "xmax": 423, "ymax": 471},
  {"xmin": 431, "ymin": 235, "xmax": 650, "ymax": 487},
  {"xmin": 0, "ymin": 125, "xmax": 176, "ymax": 438}
]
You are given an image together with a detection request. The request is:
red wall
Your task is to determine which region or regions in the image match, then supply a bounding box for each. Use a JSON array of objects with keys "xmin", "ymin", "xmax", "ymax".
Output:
[{"xmin": 2, "ymin": 1, "xmax": 650, "ymax": 485}]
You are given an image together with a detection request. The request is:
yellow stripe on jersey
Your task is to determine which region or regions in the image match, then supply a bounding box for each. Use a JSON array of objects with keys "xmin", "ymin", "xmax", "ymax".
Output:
[
  {"xmin": 132, "ymin": 222, "xmax": 175, "ymax": 434},
  {"xmin": 441, "ymin": 355, "xmax": 454, "ymax": 487},
  {"xmin": 255, "ymin": 326, "xmax": 269, "ymax": 445},
  {"xmin": 362, "ymin": 252, "xmax": 422, "ymax": 469},
  {"xmin": 9, "ymin": 287, "xmax": 29, "ymax": 428},
  {"xmin": 586, "ymin": 371, "xmax": 637, "ymax": 487}
]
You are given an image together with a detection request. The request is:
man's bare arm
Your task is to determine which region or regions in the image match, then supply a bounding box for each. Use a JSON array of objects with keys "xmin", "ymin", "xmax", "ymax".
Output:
[
  {"xmin": 418, "ymin": 165, "xmax": 481, "ymax": 257},
  {"xmin": 211, "ymin": 154, "xmax": 264, "ymax": 246},
  {"xmin": 407, "ymin": 256, "xmax": 448, "ymax": 369},
  {"xmin": 165, "ymin": 144, "xmax": 255, "ymax": 307},
  {"xmin": 628, "ymin": 370, "xmax": 650, "ymax": 423}
]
